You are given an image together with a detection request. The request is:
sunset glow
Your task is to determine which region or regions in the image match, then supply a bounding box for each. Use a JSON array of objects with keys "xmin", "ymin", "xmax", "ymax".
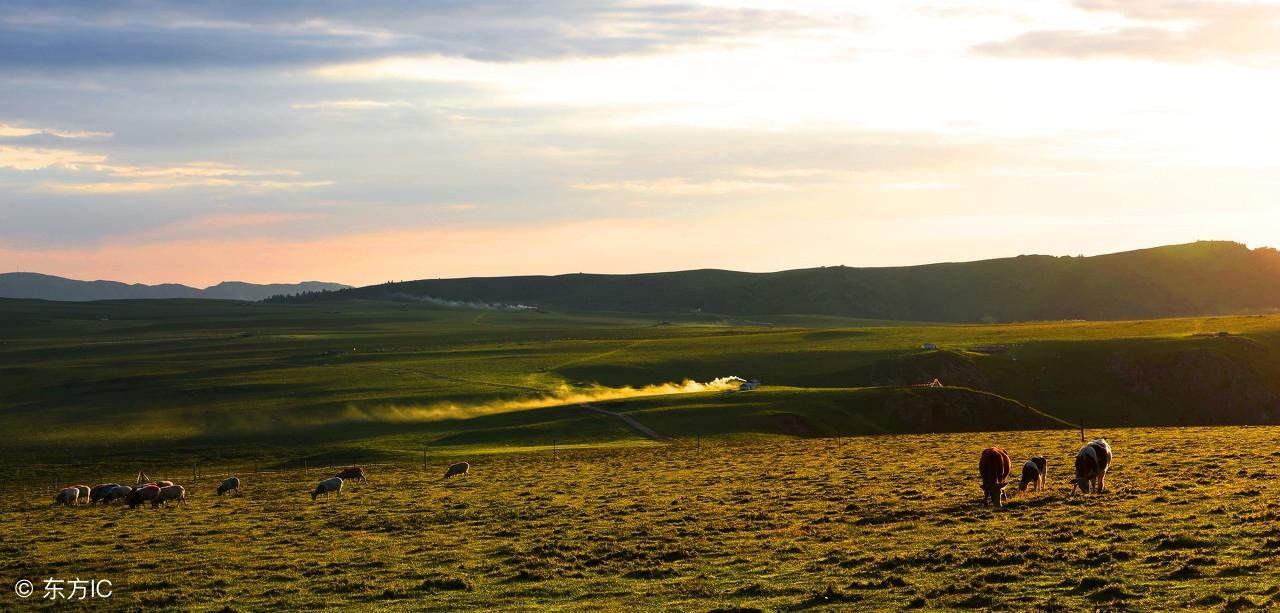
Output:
[{"xmin": 3, "ymin": 0, "xmax": 1279, "ymax": 286}]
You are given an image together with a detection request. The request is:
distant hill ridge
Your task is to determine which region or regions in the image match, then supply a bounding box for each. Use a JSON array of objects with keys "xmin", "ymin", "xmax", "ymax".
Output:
[
  {"xmin": 284, "ymin": 241, "xmax": 1280, "ymax": 322},
  {"xmin": 0, "ymin": 273, "xmax": 350, "ymax": 302}
]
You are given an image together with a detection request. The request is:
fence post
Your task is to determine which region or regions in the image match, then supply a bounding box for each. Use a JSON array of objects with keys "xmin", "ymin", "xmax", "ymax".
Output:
[
  {"xmin": 553, "ymin": 439, "xmax": 557, "ymax": 463},
  {"xmin": 1079, "ymin": 418, "xmax": 1085, "ymax": 443}
]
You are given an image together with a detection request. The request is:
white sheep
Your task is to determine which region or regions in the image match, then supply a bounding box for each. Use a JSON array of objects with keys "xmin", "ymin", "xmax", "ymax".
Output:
[{"xmin": 312, "ymin": 477, "xmax": 343, "ymax": 501}]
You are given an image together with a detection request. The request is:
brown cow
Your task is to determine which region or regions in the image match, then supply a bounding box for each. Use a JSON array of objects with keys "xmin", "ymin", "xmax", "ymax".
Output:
[
  {"xmin": 979, "ymin": 447, "xmax": 1012, "ymax": 507},
  {"xmin": 335, "ymin": 467, "xmax": 365, "ymax": 482}
]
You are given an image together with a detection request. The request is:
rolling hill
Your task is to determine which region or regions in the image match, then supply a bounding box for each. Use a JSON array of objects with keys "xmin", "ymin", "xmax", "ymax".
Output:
[
  {"xmin": 282, "ymin": 241, "xmax": 1280, "ymax": 323},
  {"xmin": 0, "ymin": 272, "xmax": 349, "ymax": 301}
]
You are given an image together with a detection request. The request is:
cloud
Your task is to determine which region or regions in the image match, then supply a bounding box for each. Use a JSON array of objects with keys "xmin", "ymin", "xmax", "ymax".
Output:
[
  {"xmin": 0, "ymin": 122, "xmax": 110, "ymax": 139},
  {"xmin": 0, "ymin": 1, "xmax": 824, "ymax": 69},
  {"xmin": 570, "ymin": 176, "xmax": 797, "ymax": 196},
  {"xmin": 878, "ymin": 181, "xmax": 964, "ymax": 191},
  {"xmin": 975, "ymin": 0, "xmax": 1280, "ymax": 63},
  {"xmin": 1, "ymin": 143, "xmax": 329, "ymax": 192},
  {"xmin": 38, "ymin": 179, "xmax": 333, "ymax": 193},
  {"xmin": 0, "ymin": 145, "xmax": 105, "ymax": 170},
  {"xmin": 290, "ymin": 99, "xmax": 410, "ymax": 110}
]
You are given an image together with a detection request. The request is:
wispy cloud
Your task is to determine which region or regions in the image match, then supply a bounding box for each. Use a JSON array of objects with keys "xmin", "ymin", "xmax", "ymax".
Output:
[
  {"xmin": 571, "ymin": 177, "xmax": 796, "ymax": 196},
  {"xmin": 975, "ymin": 0, "xmax": 1280, "ymax": 63},
  {"xmin": 0, "ymin": 122, "xmax": 111, "ymax": 139},
  {"xmin": 878, "ymin": 181, "xmax": 964, "ymax": 191},
  {"xmin": 0, "ymin": 145, "xmax": 105, "ymax": 170},
  {"xmin": 2, "ymin": 143, "xmax": 329, "ymax": 192},
  {"xmin": 291, "ymin": 99, "xmax": 409, "ymax": 110},
  {"xmin": 0, "ymin": 1, "xmax": 824, "ymax": 68}
]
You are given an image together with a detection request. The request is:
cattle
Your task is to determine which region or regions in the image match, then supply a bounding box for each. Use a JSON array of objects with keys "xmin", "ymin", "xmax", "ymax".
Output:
[
  {"xmin": 444, "ymin": 462, "xmax": 470, "ymax": 479},
  {"xmin": 55, "ymin": 487, "xmax": 79, "ymax": 506},
  {"xmin": 102, "ymin": 485, "xmax": 133, "ymax": 505},
  {"xmin": 312, "ymin": 477, "xmax": 343, "ymax": 501},
  {"xmin": 335, "ymin": 467, "xmax": 365, "ymax": 482},
  {"xmin": 90, "ymin": 483, "xmax": 122, "ymax": 504},
  {"xmin": 153, "ymin": 485, "xmax": 186, "ymax": 508},
  {"xmin": 1075, "ymin": 438, "xmax": 1113, "ymax": 494},
  {"xmin": 154, "ymin": 480, "xmax": 174, "ymax": 488},
  {"xmin": 1019, "ymin": 456, "xmax": 1048, "ymax": 492},
  {"xmin": 127, "ymin": 485, "xmax": 161, "ymax": 509},
  {"xmin": 73, "ymin": 485, "xmax": 90, "ymax": 505},
  {"xmin": 216, "ymin": 477, "xmax": 241, "ymax": 496},
  {"xmin": 979, "ymin": 447, "xmax": 1012, "ymax": 507}
]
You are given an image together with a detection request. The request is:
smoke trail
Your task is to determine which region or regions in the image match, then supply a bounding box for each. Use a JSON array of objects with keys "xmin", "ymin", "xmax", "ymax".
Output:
[
  {"xmin": 341, "ymin": 376, "xmax": 748, "ymax": 423},
  {"xmin": 389, "ymin": 293, "xmax": 537, "ymax": 311}
]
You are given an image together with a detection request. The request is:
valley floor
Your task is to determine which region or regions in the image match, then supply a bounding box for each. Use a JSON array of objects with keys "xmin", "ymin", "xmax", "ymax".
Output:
[{"xmin": 5, "ymin": 426, "xmax": 1280, "ymax": 611}]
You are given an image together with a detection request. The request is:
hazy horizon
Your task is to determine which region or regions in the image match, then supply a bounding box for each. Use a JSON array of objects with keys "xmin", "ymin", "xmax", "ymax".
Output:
[
  {"xmin": 4, "ymin": 238, "xmax": 1268, "ymax": 288},
  {"xmin": 4, "ymin": 1, "xmax": 1279, "ymax": 287}
]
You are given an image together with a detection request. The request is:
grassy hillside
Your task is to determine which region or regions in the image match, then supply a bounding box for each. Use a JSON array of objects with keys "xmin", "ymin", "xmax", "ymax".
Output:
[
  {"xmin": 280, "ymin": 241, "xmax": 1280, "ymax": 322},
  {"xmin": 7, "ymin": 427, "xmax": 1280, "ymax": 610},
  {"xmin": 5, "ymin": 297, "xmax": 1280, "ymax": 477}
]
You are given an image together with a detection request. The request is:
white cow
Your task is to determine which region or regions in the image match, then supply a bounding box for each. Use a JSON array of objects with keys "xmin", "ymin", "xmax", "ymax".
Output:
[{"xmin": 1075, "ymin": 438, "xmax": 1113, "ymax": 494}]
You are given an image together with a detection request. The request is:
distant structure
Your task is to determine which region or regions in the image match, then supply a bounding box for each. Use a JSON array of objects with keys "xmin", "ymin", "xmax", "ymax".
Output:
[
  {"xmin": 739, "ymin": 379, "xmax": 761, "ymax": 391},
  {"xmin": 921, "ymin": 342, "xmax": 938, "ymax": 350}
]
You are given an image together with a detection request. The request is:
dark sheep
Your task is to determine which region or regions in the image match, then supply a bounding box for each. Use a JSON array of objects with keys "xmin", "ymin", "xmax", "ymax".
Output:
[{"xmin": 444, "ymin": 462, "xmax": 470, "ymax": 479}]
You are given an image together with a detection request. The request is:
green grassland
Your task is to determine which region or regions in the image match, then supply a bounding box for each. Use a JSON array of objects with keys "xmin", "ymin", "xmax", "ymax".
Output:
[
  {"xmin": 6, "ymin": 427, "xmax": 1280, "ymax": 611},
  {"xmin": 7, "ymin": 299, "xmax": 1280, "ymax": 609},
  {"xmin": 4, "ymin": 298, "xmax": 1280, "ymax": 475}
]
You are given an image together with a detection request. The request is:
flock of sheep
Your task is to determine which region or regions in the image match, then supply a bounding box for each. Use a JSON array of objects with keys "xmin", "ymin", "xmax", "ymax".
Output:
[
  {"xmin": 53, "ymin": 462, "xmax": 472, "ymax": 508},
  {"xmin": 979, "ymin": 438, "xmax": 1113, "ymax": 507}
]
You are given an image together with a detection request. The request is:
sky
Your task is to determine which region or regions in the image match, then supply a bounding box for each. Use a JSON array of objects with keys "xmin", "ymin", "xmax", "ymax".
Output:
[{"xmin": 2, "ymin": 0, "xmax": 1280, "ymax": 287}]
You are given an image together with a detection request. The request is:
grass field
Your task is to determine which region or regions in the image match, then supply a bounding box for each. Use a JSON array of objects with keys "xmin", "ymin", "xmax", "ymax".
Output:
[
  {"xmin": 7, "ymin": 299, "xmax": 1280, "ymax": 609},
  {"xmin": 6, "ymin": 426, "xmax": 1280, "ymax": 611},
  {"xmin": 5, "ymin": 298, "xmax": 1280, "ymax": 476}
]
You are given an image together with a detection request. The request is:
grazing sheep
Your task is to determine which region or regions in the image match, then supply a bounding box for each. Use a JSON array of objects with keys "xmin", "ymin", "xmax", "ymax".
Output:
[
  {"xmin": 979, "ymin": 447, "xmax": 1012, "ymax": 507},
  {"xmin": 444, "ymin": 462, "xmax": 470, "ymax": 479},
  {"xmin": 335, "ymin": 467, "xmax": 365, "ymax": 482},
  {"xmin": 153, "ymin": 485, "xmax": 186, "ymax": 508},
  {"xmin": 73, "ymin": 485, "xmax": 90, "ymax": 505},
  {"xmin": 216, "ymin": 477, "xmax": 241, "ymax": 496},
  {"xmin": 127, "ymin": 485, "xmax": 161, "ymax": 509},
  {"xmin": 1075, "ymin": 438, "xmax": 1113, "ymax": 494},
  {"xmin": 1019, "ymin": 456, "xmax": 1048, "ymax": 492},
  {"xmin": 154, "ymin": 480, "xmax": 174, "ymax": 488},
  {"xmin": 55, "ymin": 487, "xmax": 79, "ymax": 506},
  {"xmin": 312, "ymin": 477, "xmax": 343, "ymax": 501},
  {"xmin": 103, "ymin": 485, "xmax": 133, "ymax": 505},
  {"xmin": 90, "ymin": 483, "xmax": 122, "ymax": 504}
]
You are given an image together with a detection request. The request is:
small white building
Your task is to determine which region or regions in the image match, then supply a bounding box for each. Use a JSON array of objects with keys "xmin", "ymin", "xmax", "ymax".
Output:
[{"xmin": 922, "ymin": 343, "xmax": 938, "ymax": 350}]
